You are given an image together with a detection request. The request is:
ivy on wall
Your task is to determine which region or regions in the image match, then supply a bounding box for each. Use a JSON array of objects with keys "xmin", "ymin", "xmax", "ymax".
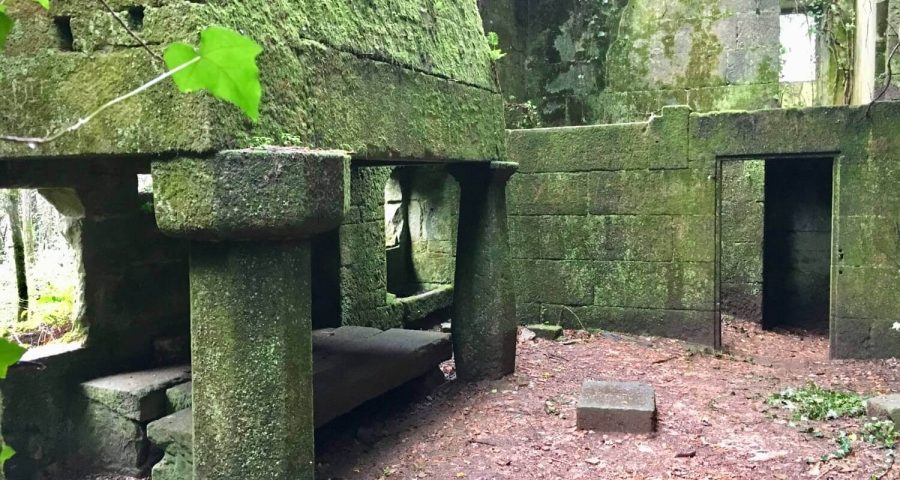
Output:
[
  {"xmin": 796, "ymin": 0, "xmax": 857, "ymax": 104},
  {"xmin": 525, "ymin": 0, "xmax": 629, "ymax": 126}
]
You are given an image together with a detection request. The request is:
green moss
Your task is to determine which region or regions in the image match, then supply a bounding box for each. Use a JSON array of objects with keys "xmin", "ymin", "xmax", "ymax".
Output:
[
  {"xmin": 190, "ymin": 241, "xmax": 314, "ymax": 479},
  {"xmin": 152, "ymin": 149, "xmax": 349, "ymax": 241},
  {"xmin": 0, "ymin": 0, "xmax": 505, "ymax": 161}
]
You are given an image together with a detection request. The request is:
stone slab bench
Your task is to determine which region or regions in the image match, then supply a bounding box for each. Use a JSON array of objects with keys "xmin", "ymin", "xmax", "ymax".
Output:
[
  {"xmin": 77, "ymin": 365, "xmax": 192, "ymax": 476},
  {"xmin": 147, "ymin": 327, "xmax": 451, "ymax": 479},
  {"xmin": 81, "ymin": 365, "xmax": 191, "ymax": 422}
]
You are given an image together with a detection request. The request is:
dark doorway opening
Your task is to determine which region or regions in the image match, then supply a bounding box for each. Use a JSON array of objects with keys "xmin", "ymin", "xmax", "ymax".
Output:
[{"xmin": 762, "ymin": 158, "xmax": 833, "ymax": 333}]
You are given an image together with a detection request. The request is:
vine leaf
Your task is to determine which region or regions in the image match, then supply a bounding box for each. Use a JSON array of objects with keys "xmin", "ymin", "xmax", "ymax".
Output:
[
  {"xmin": 0, "ymin": 7, "xmax": 13, "ymax": 50},
  {"xmin": 0, "ymin": 443, "xmax": 14, "ymax": 467},
  {"xmin": 164, "ymin": 26, "xmax": 263, "ymax": 121},
  {"xmin": 0, "ymin": 338, "xmax": 26, "ymax": 379},
  {"xmin": 0, "ymin": 0, "xmax": 49, "ymax": 50}
]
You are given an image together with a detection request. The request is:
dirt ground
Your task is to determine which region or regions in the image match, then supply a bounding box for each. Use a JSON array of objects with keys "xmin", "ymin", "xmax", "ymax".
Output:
[{"xmin": 315, "ymin": 321, "xmax": 900, "ymax": 480}]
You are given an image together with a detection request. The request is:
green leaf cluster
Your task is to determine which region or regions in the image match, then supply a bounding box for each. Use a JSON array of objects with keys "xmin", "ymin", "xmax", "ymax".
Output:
[
  {"xmin": 862, "ymin": 420, "xmax": 898, "ymax": 449},
  {"xmin": 821, "ymin": 432, "xmax": 853, "ymax": 462},
  {"xmin": 767, "ymin": 383, "xmax": 866, "ymax": 421}
]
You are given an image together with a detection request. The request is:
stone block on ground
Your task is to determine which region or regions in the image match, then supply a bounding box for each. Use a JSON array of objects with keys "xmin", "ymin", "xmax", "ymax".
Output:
[
  {"xmin": 577, "ymin": 380, "xmax": 657, "ymax": 433},
  {"xmin": 81, "ymin": 365, "xmax": 191, "ymax": 422},
  {"xmin": 867, "ymin": 394, "xmax": 900, "ymax": 426},
  {"xmin": 526, "ymin": 324, "xmax": 563, "ymax": 340}
]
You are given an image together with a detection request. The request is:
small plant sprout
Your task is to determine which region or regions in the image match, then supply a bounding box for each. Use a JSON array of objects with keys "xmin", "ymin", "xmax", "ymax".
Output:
[{"xmin": 486, "ymin": 31, "xmax": 505, "ymax": 62}]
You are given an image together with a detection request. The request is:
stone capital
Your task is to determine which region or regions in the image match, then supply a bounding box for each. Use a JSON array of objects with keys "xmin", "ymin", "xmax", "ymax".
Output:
[{"xmin": 152, "ymin": 148, "xmax": 350, "ymax": 241}]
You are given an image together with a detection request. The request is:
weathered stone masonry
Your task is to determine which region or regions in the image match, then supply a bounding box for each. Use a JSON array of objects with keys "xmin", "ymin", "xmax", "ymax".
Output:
[
  {"xmin": 508, "ymin": 104, "xmax": 900, "ymax": 359},
  {"xmin": 0, "ymin": 0, "xmax": 516, "ymax": 479}
]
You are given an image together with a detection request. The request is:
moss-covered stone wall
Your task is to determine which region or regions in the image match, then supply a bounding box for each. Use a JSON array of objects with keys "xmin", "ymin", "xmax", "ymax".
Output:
[
  {"xmin": 480, "ymin": 0, "xmax": 782, "ymax": 127},
  {"xmin": 386, "ymin": 167, "xmax": 459, "ymax": 296},
  {"xmin": 330, "ymin": 165, "xmax": 457, "ymax": 331},
  {"xmin": 0, "ymin": 0, "xmax": 505, "ymax": 161},
  {"xmin": 720, "ymin": 160, "xmax": 765, "ymax": 322},
  {"xmin": 508, "ymin": 103, "xmax": 900, "ymax": 359},
  {"xmin": 508, "ymin": 107, "xmax": 718, "ymax": 343}
]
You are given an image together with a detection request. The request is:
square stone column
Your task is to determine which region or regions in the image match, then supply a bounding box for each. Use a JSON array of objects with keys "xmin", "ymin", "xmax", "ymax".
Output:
[
  {"xmin": 450, "ymin": 161, "xmax": 518, "ymax": 381},
  {"xmin": 152, "ymin": 149, "xmax": 350, "ymax": 480}
]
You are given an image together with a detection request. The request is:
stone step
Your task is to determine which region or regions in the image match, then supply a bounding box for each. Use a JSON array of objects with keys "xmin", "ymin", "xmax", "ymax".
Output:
[
  {"xmin": 147, "ymin": 327, "xmax": 451, "ymax": 476},
  {"xmin": 76, "ymin": 365, "xmax": 192, "ymax": 476},
  {"xmin": 577, "ymin": 380, "xmax": 657, "ymax": 434},
  {"xmin": 81, "ymin": 365, "xmax": 191, "ymax": 422}
]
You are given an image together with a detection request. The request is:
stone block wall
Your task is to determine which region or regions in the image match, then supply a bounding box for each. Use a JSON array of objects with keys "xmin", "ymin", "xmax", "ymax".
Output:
[
  {"xmin": 389, "ymin": 167, "xmax": 460, "ymax": 295},
  {"xmin": 338, "ymin": 167, "xmax": 398, "ymax": 329},
  {"xmin": 720, "ymin": 160, "xmax": 764, "ymax": 322},
  {"xmin": 325, "ymin": 165, "xmax": 458, "ymax": 331},
  {"xmin": 0, "ymin": 166, "xmax": 191, "ymax": 479},
  {"xmin": 480, "ymin": 0, "xmax": 783, "ymax": 127},
  {"xmin": 1, "ymin": 0, "xmax": 505, "ymax": 161},
  {"xmin": 508, "ymin": 107, "xmax": 719, "ymax": 344},
  {"xmin": 507, "ymin": 103, "xmax": 900, "ymax": 358}
]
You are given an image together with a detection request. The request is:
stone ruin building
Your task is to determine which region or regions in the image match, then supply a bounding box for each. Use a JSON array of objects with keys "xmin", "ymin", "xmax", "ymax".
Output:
[{"xmin": 0, "ymin": 0, "xmax": 897, "ymax": 478}]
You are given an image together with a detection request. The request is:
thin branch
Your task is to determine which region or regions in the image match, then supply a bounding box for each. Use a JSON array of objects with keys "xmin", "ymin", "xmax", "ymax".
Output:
[
  {"xmin": 868, "ymin": 22, "xmax": 900, "ymax": 114},
  {"xmin": 97, "ymin": 0, "xmax": 164, "ymax": 65},
  {"xmin": 0, "ymin": 56, "xmax": 198, "ymax": 147}
]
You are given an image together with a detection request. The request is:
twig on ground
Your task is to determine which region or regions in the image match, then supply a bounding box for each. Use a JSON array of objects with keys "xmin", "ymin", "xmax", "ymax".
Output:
[
  {"xmin": 652, "ymin": 355, "xmax": 680, "ymax": 364},
  {"xmin": 561, "ymin": 305, "xmax": 588, "ymax": 332},
  {"xmin": 543, "ymin": 352, "xmax": 569, "ymax": 362},
  {"xmin": 468, "ymin": 438, "xmax": 497, "ymax": 447}
]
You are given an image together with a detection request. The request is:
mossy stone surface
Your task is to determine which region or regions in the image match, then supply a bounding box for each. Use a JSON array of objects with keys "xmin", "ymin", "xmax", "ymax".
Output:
[
  {"xmin": 508, "ymin": 103, "xmax": 900, "ymax": 357},
  {"xmin": 190, "ymin": 241, "xmax": 314, "ymax": 480},
  {"xmin": 152, "ymin": 149, "xmax": 349, "ymax": 241},
  {"xmin": 0, "ymin": 0, "xmax": 504, "ymax": 161},
  {"xmin": 526, "ymin": 324, "xmax": 563, "ymax": 340}
]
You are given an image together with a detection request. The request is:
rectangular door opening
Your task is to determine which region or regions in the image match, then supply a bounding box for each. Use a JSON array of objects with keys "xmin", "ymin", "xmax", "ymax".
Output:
[{"xmin": 762, "ymin": 157, "xmax": 834, "ymax": 333}]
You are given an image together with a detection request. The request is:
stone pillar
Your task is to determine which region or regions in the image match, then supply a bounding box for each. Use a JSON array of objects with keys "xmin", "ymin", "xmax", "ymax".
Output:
[
  {"xmin": 152, "ymin": 149, "xmax": 349, "ymax": 480},
  {"xmin": 450, "ymin": 161, "xmax": 518, "ymax": 381}
]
